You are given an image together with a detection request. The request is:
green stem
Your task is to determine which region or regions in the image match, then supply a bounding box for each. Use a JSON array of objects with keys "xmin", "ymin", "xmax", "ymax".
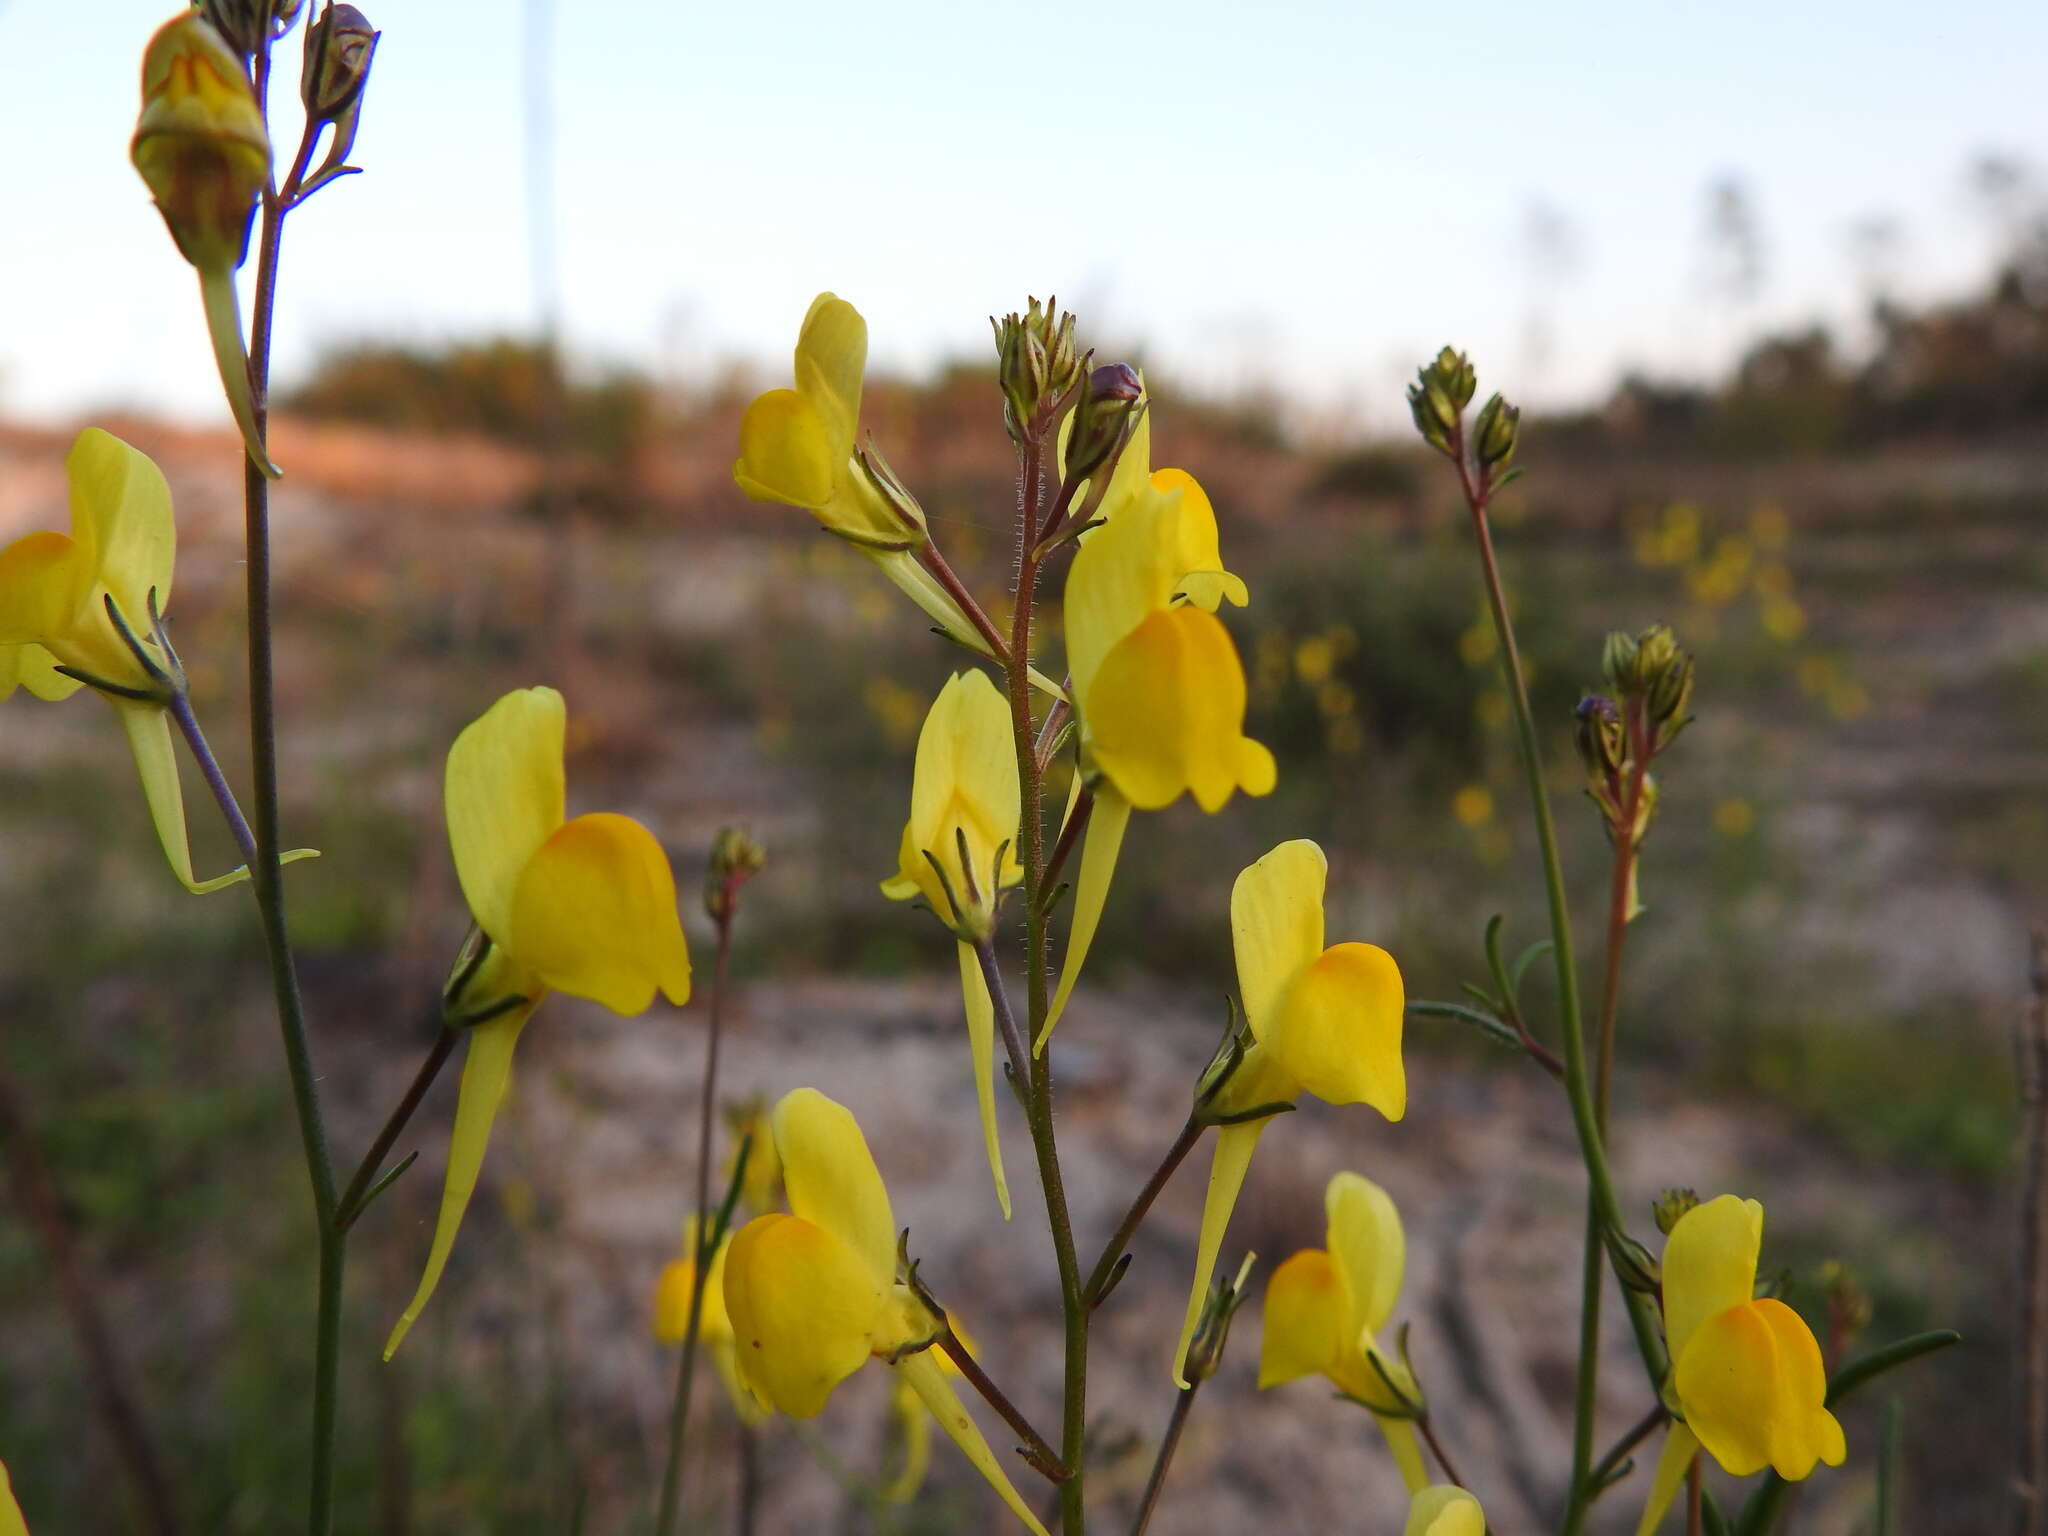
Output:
[
  {"xmin": 1128, "ymin": 1386, "xmax": 1197, "ymax": 1536},
  {"xmin": 1448, "ymin": 441, "xmax": 1666, "ymax": 1536},
  {"xmin": 655, "ymin": 906, "xmax": 737, "ymax": 1536},
  {"xmin": 1565, "ymin": 719, "xmax": 1653, "ymax": 1531},
  {"xmin": 1004, "ymin": 428, "xmax": 1087, "ymax": 1533},
  {"xmin": 237, "ymin": 38, "xmax": 348, "ymax": 1535}
]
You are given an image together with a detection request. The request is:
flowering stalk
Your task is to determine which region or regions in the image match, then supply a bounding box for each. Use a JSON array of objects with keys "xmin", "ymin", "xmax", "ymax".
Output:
[{"xmin": 1411, "ymin": 354, "xmax": 1668, "ymax": 1532}]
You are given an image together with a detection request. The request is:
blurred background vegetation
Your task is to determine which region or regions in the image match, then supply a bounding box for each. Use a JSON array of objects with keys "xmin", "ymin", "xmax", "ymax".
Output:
[{"xmin": 1, "ymin": 176, "xmax": 2045, "ymax": 1532}]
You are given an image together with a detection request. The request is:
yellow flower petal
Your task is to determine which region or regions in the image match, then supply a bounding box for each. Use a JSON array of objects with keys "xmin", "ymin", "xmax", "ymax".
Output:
[
  {"xmin": 957, "ymin": 942, "xmax": 1012, "ymax": 1220},
  {"xmin": 1634, "ymin": 1423, "xmax": 1701, "ymax": 1536},
  {"xmin": 722, "ymin": 1212, "xmax": 886, "ymax": 1418},
  {"xmin": 0, "ymin": 644, "xmax": 80, "ymax": 702},
  {"xmin": 1325, "ymin": 1171, "xmax": 1405, "ymax": 1335},
  {"xmin": 1257, "ymin": 1249, "xmax": 1346, "ymax": 1389},
  {"xmin": 445, "ymin": 687, "xmax": 566, "ymax": 948},
  {"xmin": 1040, "ymin": 787, "xmax": 1130, "ymax": 1050},
  {"xmin": 507, "ymin": 811, "xmax": 691, "ymax": 1014},
  {"xmin": 385, "ymin": 1005, "xmax": 538, "ymax": 1359},
  {"xmin": 793, "ymin": 292, "xmax": 866, "ymax": 454},
  {"xmin": 892, "ymin": 1351, "xmax": 1052, "ymax": 1536},
  {"xmin": 67, "ymin": 427, "xmax": 175, "ymax": 626},
  {"xmin": 1269, "ymin": 942, "xmax": 1406, "ymax": 1118},
  {"xmin": 652, "ymin": 1224, "xmax": 734, "ymax": 1345},
  {"xmin": 1662, "ymin": 1194, "xmax": 1763, "ymax": 1366},
  {"xmin": 1404, "ymin": 1484, "xmax": 1485, "ymax": 1536},
  {"xmin": 1173, "ymin": 1117, "xmax": 1268, "ymax": 1387},
  {"xmin": 0, "ymin": 531, "xmax": 90, "ymax": 653},
  {"xmin": 1230, "ymin": 840, "xmax": 1328, "ymax": 1043},
  {"xmin": 881, "ymin": 1370, "xmax": 934, "ymax": 1503},
  {"xmin": 772, "ymin": 1088, "xmax": 899, "ymax": 1293},
  {"xmin": 1066, "ymin": 476, "xmax": 1234, "ymax": 701},
  {"xmin": 1085, "ymin": 606, "xmax": 1273, "ymax": 812},
  {"xmin": 1149, "ymin": 469, "xmax": 1249, "ymax": 611},
  {"xmin": 885, "ymin": 671, "xmax": 1021, "ymax": 935},
  {"xmin": 0, "ymin": 1457, "xmax": 27, "ymax": 1536},
  {"xmin": 733, "ymin": 388, "xmax": 837, "ymax": 509},
  {"xmin": 1676, "ymin": 1298, "xmax": 1845, "ymax": 1480}
]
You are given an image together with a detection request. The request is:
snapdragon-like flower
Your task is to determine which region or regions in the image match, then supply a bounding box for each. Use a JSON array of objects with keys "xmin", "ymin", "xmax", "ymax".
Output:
[
  {"xmin": 1635, "ymin": 1194, "xmax": 1846, "ymax": 1534},
  {"xmin": 721, "ymin": 1089, "xmax": 1049, "ymax": 1535},
  {"xmin": 733, "ymin": 293, "xmax": 986, "ymax": 652},
  {"xmin": 1259, "ymin": 1171, "xmax": 1429, "ymax": 1492},
  {"xmin": 880, "ymin": 670, "xmax": 1024, "ymax": 1218},
  {"xmin": 385, "ymin": 686, "xmax": 691, "ymax": 1357},
  {"xmin": 1173, "ymin": 839, "xmax": 1405, "ymax": 1384},
  {"xmin": 1406, "ymin": 1486, "xmax": 1486, "ymax": 1536},
  {"xmin": 1042, "ymin": 414, "xmax": 1274, "ymax": 1046},
  {"xmin": 130, "ymin": 15, "xmax": 278, "ymax": 477},
  {"xmin": 0, "ymin": 428, "xmax": 294, "ymax": 893},
  {"xmin": 652, "ymin": 1220, "xmax": 766, "ymax": 1426}
]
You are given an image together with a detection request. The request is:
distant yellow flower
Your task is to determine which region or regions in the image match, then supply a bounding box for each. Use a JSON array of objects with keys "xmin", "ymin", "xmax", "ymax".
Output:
[
  {"xmin": 733, "ymin": 293, "xmax": 988, "ymax": 652},
  {"xmin": 130, "ymin": 15, "xmax": 277, "ymax": 477},
  {"xmin": 1451, "ymin": 785, "xmax": 1493, "ymax": 828},
  {"xmin": 1043, "ymin": 441, "xmax": 1275, "ymax": 1045},
  {"xmin": 1406, "ymin": 1486, "xmax": 1485, "ymax": 1536},
  {"xmin": 1713, "ymin": 798, "xmax": 1756, "ymax": 838},
  {"xmin": 1175, "ymin": 840, "xmax": 1404, "ymax": 1385},
  {"xmin": 881, "ymin": 671, "xmax": 1024, "ymax": 1218},
  {"xmin": 385, "ymin": 686, "xmax": 691, "ymax": 1358},
  {"xmin": 722, "ymin": 1098, "xmax": 784, "ymax": 1218},
  {"xmin": 652, "ymin": 1220, "xmax": 766, "ymax": 1425},
  {"xmin": 1260, "ymin": 1172, "xmax": 1430, "ymax": 1492},
  {"xmin": 0, "ymin": 428, "xmax": 290, "ymax": 893},
  {"xmin": 1635, "ymin": 1195, "xmax": 1845, "ymax": 1535},
  {"xmin": 721, "ymin": 1089, "xmax": 1049, "ymax": 1535}
]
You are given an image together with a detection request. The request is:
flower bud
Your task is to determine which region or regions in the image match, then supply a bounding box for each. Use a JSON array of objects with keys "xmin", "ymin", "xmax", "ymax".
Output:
[
  {"xmin": 1063, "ymin": 363, "xmax": 1144, "ymax": 485},
  {"xmin": 1183, "ymin": 1253, "xmax": 1256, "ymax": 1384},
  {"xmin": 1653, "ymin": 1187, "xmax": 1699, "ymax": 1235},
  {"xmin": 854, "ymin": 442, "xmax": 931, "ymax": 546},
  {"xmin": 131, "ymin": 15, "xmax": 271, "ymax": 275},
  {"xmin": 1473, "ymin": 391, "xmax": 1520, "ymax": 473},
  {"xmin": 302, "ymin": 4, "xmax": 379, "ymax": 123},
  {"xmin": 992, "ymin": 297, "xmax": 1084, "ymax": 443},
  {"xmin": 1610, "ymin": 1231, "xmax": 1661, "ymax": 1294},
  {"xmin": 704, "ymin": 825, "xmax": 766, "ymax": 923}
]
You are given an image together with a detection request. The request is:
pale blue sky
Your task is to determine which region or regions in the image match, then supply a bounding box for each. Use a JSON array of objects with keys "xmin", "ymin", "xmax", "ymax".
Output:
[{"xmin": 2, "ymin": 0, "xmax": 2043, "ymax": 429}]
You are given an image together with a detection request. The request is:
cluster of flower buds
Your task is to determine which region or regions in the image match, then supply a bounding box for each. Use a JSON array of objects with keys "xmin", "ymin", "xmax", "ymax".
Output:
[
  {"xmin": 1602, "ymin": 624, "xmax": 1695, "ymax": 754},
  {"xmin": 1406, "ymin": 347, "xmax": 1476, "ymax": 457},
  {"xmin": 704, "ymin": 825, "xmax": 766, "ymax": 925},
  {"xmin": 992, "ymin": 297, "xmax": 1083, "ymax": 442}
]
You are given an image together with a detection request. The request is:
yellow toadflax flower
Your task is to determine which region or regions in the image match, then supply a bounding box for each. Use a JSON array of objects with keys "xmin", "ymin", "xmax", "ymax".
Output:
[
  {"xmin": 0, "ymin": 428, "xmax": 296, "ymax": 893},
  {"xmin": 1406, "ymin": 1485, "xmax": 1485, "ymax": 1536},
  {"xmin": 130, "ymin": 15, "xmax": 278, "ymax": 478},
  {"xmin": 880, "ymin": 670, "xmax": 1024, "ymax": 1219},
  {"xmin": 1259, "ymin": 1171, "xmax": 1430, "ymax": 1493},
  {"xmin": 733, "ymin": 293, "xmax": 986, "ymax": 652},
  {"xmin": 1173, "ymin": 839, "xmax": 1405, "ymax": 1385},
  {"xmin": 1042, "ymin": 417, "xmax": 1274, "ymax": 1046},
  {"xmin": 1635, "ymin": 1194, "xmax": 1846, "ymax": 1534},
  {"xmin": 652, "ymin": 1220, "xmax": 768, "ymax": 1426},
  {"xmin": 385, "ymin": 686, "xmax": 691, "ymax": 1358},
  {"xmin": 721, "ymin": 1089, "xmax": 1050, "ymax": 1535}
]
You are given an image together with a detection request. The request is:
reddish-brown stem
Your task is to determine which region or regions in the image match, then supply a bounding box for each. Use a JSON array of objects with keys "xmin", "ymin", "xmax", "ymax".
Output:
[
  {"xmin": 922, "ymin": 542, "xmax": 1011, "ymax": 662},
  {"xmin": 1418, "ymin": 1415, "xmax": 1468, "ymax": 1491},
  {"xmin": 1082, "ymin": 1115, "xmax": 1201, "ymax": 1309},
  {"xmin": 937, "ymin": 1332, "xmax": 1070, "ymax": 1482}
]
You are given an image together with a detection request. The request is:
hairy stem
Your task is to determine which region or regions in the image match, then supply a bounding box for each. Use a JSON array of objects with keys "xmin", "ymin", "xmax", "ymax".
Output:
[
  {"xmin": 1005, "ymin": 428, "xmax": 1088, "ymax": 1532},
  {"xmin": 656, "ymin": 905, "xmax": 737, "ymax": 1536}
]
